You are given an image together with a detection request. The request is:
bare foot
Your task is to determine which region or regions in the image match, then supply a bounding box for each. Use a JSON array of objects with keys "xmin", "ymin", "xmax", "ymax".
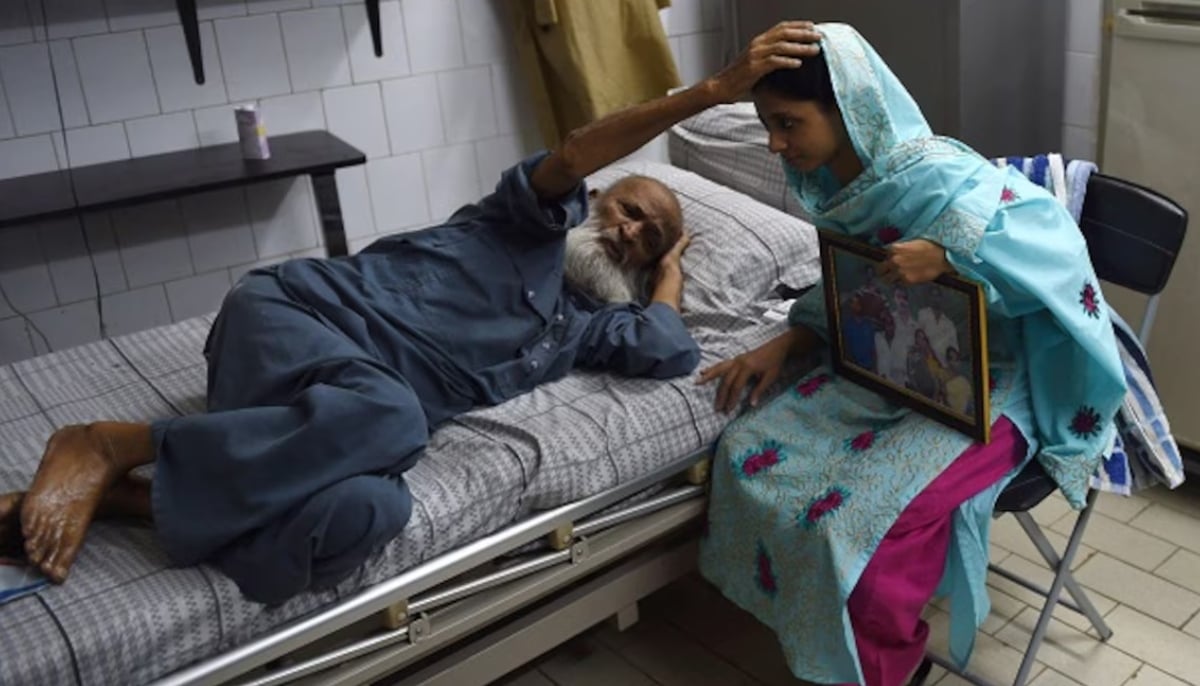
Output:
[
  {"xmin": 21, "ymin": 423, "xmax": 154, "ymax": 583},
  {"xmin": 1, "ymin": 477, "xmax": 152, "ymax": 565},
  {"xmin": 0, "ymin": 492, "xmax": 23, "ymax": 557}
]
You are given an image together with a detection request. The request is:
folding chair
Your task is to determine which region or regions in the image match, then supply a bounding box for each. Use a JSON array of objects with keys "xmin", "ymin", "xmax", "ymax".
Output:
[{"xmin": 931, "ymin": 173, "xmax": 1189, "ymax": 686}]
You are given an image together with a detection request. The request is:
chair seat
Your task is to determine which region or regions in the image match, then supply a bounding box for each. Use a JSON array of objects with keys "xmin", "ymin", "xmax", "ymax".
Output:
[{"xmin": 996, "ymin": 460, "xmax": 1057, "ymax": 512}]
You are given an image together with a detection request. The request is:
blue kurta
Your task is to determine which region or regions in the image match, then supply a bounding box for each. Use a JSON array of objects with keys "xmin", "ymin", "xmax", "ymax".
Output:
[{"xmin": 149, "ymin": 153, "xmax": 700, "ymax": 604}]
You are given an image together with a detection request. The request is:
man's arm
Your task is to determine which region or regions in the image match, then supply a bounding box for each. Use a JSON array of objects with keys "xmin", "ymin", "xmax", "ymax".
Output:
[{"xmin": 528, "ymin": 21, "xmax": 821, "ymax": 200}]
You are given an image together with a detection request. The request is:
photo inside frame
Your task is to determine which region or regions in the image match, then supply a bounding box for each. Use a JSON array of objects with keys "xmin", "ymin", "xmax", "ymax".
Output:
[{"xmin": 820, "ymin": 231, "xmax": 990, "ymax": 442}]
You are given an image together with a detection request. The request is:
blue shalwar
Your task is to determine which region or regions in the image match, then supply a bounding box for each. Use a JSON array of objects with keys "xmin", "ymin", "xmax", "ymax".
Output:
[{"xmin": 149, "ymin": 153, "xmax": 700, "ymax": 604}]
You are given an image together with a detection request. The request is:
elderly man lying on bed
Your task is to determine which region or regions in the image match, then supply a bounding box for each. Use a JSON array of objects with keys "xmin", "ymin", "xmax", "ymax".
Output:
[{"xmin": 0, "ymin": 24, "xmax": 822, "ymax": 604}]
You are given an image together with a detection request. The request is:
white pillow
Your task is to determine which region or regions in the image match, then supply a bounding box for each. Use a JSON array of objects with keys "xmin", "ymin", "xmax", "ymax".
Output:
[{"xmin": 667, "ymin": 102, "xmax": 810, "ymax": 221}]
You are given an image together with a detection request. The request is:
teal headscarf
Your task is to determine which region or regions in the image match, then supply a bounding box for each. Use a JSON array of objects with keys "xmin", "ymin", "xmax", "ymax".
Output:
[{"xmin": 788, "ymin": 24, "xmax": 1126, "ymax": 508}]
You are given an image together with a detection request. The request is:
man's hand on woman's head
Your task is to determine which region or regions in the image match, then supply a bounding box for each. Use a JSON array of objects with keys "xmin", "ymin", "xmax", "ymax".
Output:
[
  {"xmin": 707, "ymin": 21, "xmax": 822, "ymax": 104},
  {"xmin": 878, "ymin": 239, "xmax": 955, "ymax": 286}
]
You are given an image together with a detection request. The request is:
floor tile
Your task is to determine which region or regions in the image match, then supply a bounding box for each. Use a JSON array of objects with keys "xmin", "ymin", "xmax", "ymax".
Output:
[
  {"xmin": 994, "ymin": 607, "xmax": 1140, "ymax": 686},
  {"xmin": 646, "ymin": 575, "xmax": 805, "ymax": 686},
  {"xmin": 992, "ymin": 513, "xmax": 1096, "ymax": 570},
  {"xmin": 595, "ymin": 616, "xmax": 761, "ymax": 686},
  {"xmin": 987, "ymin": 554, "xmax": 1118, "ymax": 633},
  {"xmin": 927, "ymin": 607, "xmax": 1046, "ymax": 686},
  {"xmin": 1093, "ymin": 492, "xmax": 1152, "ymax": 523},
  {"xmin": 1139, "ymin": 481, "xmax": 1200, "ymax": 521},
  {"xmin": 1029, "ymin": 667, "xmax": 1087, "ymax": 685},
  {"xmin": 1122, "ymin": 664, "xmax": 1190, "ymax": 686},
  {"xmin": 491, "ymin": 667, "xmax": 556, "ymax": 685},
  {"xmin": 538, "ymin": 636, "xmax": 656, "ymax": 686},
  {"xmin": 1106, "ymin": 605, "xmax": 1200, "ymax": 684},
  {"xmin": 1129, "ymin": 504, "xmax": 1200, "ymax": 556},
  {"xmin": 1050, "ymin": 511, "xmax": 1177, "ymax": 572},
  {"xmin": 1155, "ymin": 549, "xmax": 1200, "ymax": 595},
  {"xmin": 1073, "ymin": 554, "xmax": 1200, "ymax": 628},
  {"xmin": 1184, "ymin": 612, "xmax": 1200, "ymax": 640},
  {"xmin": 1032, "ymin": 493, "xmax": 1074, "ymax": 527}
]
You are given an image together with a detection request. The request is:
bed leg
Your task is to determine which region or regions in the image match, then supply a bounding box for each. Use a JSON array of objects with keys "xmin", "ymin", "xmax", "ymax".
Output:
[
  {"xmin": 684, "ymin": 457, "xmax": 711, "ymax": 485},
  {"xmin": 381, "ymin": 599, "xmax": 409, "ymax": 631},
  {"xmin": 609, "ymin": 601, "xmax": 640, "ymax": 632},
  {"xmin": 547, "ymin": 523, "xmax": 574, "ymax": 551}
]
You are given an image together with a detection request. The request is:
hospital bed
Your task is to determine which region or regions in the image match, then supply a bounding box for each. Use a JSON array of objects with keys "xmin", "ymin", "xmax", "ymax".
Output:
[{"xmin": 0, "ymin": 158, "xmax": 822, "ymax": 686}]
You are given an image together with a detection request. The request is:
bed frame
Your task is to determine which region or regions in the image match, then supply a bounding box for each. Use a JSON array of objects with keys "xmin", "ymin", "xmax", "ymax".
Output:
[{"xmin": 152, "ymin": 449, "xmax": 715, "ymax": 686}]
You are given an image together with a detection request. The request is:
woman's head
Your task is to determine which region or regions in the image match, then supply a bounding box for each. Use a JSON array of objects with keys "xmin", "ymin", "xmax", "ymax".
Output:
[{"xmin": 752, "ymin": 50, "xmax": 858, "ymax": 180}]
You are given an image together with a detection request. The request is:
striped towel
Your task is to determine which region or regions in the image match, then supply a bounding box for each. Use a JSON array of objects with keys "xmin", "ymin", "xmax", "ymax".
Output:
[{"xmin": 992, "ymin": 154, "xmax": 1186, "ymax": 494}]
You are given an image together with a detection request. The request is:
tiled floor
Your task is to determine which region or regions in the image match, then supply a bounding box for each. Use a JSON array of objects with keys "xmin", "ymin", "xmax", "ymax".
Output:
[{"xmin": 492, "ymin": 479, "xmax": 1200, "ymax": 685}]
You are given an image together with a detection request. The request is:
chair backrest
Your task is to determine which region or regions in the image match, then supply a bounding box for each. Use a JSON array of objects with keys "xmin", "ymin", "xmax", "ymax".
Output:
[{"xmin": 1079, "ymin": 173, "xmax": 1188, "ymax": 297}]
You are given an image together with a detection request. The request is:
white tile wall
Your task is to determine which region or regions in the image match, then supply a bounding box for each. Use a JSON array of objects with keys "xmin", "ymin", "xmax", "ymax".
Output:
[
  {"xmin": 1063, "ymin": 0, "xmax": 1104, "ymax": 161},
  {"xmin": 343, "ymin": 1, "xmax": 410, "ymax": 84},
  {"xmin": 0, "ymin": 0, "xmax": 725, "ymax": 363},
  {"xmin": 125, "ymin": 112, "xmax": 201, "ymax": 157},
  {"xmin": 215, "ymin": 13, "xmax": 291, "ymax": 101},
  {"xmin": 65, "ymin": 122, "xmax": 131, "ymax": 166},
  {"xmin": 281, "ymin": 7, "xmax": 351, "ymax": 92},
  {"xmin": 402, "ymin": 0, "xmax": 464, "ymax": 74},
  {"xmin": 382, "ymin": 74, "xmax": 443, "ymax": 154},
  {"xmin": 0, "ymin": 3, "xmax": 35, "ymax": 47},
  {"xmin": 0, "ymin": 136, "xmax": 64, "ymax": 180},
  {"xmin": 74, "ymin": 31, "xmax": 161, "ymax": 123},
  {"xmin": 437, "ymin": 66, "xmax": 497, "ymax": 144},
  {"xmin": 0, "ymin": 43, "xmax": 60, "ymax": 136},
  {"xmin": 148, "ymin": 22, "xmax": 229, "ymax": 112},
  {"xmin": 49, "ymin": 40, "xmax": 90, "ymax": 129},
  {"xmin": 258, "ymin": 90, "xmax": 326, "ymax": 135},
  {"xmin": 323, "ymin": 82, "xmax": 390, "ymax": 158}
]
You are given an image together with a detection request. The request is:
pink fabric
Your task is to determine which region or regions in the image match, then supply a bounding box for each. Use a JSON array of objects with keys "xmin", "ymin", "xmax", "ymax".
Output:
[{"xmin": 844, "ymin": 417, "xmax": 1027, "ymax": 686}]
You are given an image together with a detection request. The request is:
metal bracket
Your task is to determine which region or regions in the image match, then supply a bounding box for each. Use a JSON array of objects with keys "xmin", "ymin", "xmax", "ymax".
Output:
[
  {"xmin": 570, "ymin": 538, "xmax": 590, "ymax": 565},
  {"xmin": 684, "ymin": 457, "xmax": 712, "ymax": 485},
  {"xmin": 381, "ymin": 599, "xmax": 409, "ymax": 631},
  {"xmin": 547, "ymin": 523, "xmax": 574, "ymax": 550},
  {"xmin": 407, "ymin": 613, "xmax": 431, "ymax": 645}
]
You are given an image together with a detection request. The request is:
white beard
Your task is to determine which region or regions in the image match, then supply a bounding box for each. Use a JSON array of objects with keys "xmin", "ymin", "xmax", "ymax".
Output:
[{"xmin": 564, "ymin": 218, "xmax": 647, "ymax": 304}]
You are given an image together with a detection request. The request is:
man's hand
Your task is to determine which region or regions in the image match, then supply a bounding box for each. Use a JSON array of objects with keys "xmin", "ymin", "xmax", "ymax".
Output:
[
  {"xmin": 697, "ymin": 328, "xmax": 813, "ymax": 413},
  {"xmin": 707, "ymin": 21, "xmax": 823, "ymax": 104},
  {"xmin": 650, "ymin": 232, "xmax": 690, "ymax": 312},
  {"xmin": 878, "ymin": 239, "xmax": 954, "ymax": 285}
]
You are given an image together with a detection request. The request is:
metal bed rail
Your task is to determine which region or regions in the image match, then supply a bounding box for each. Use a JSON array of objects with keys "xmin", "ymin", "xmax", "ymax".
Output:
[{"xmin": 152, "ymin": 449, "xmax": 712, "ymax": 686}]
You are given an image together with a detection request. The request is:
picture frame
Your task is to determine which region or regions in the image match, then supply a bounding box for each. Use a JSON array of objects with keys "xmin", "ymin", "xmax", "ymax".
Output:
[{"xmin": 819, "ymin": 230, "xmax": 992, "ymax": 443}]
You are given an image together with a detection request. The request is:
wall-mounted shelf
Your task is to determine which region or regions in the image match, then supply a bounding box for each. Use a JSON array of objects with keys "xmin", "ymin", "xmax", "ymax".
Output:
[{"xmin": 175, "ymin": 0, "xmax": 383, "ymax": 84}]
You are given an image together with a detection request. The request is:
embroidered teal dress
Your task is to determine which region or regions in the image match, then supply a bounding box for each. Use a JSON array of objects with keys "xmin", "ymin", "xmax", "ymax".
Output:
[{"xmin": 697, "ymin": 24, "xmax": 1126, "ymax": 684}]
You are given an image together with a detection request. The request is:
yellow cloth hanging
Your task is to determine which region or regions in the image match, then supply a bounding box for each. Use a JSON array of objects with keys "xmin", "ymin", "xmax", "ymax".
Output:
[{"xmin": 512, "ymin": 0, "xmax": 681, "ymax": 148}]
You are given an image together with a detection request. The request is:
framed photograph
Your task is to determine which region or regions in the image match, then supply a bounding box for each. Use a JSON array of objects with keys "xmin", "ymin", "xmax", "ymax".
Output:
[{"xmin": 819, "ymin": 230, "xmax": 992, "ymax": 443}]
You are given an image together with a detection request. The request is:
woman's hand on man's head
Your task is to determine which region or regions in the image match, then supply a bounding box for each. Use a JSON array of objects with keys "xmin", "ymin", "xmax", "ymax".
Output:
[{"xmin": 706, "ymin": 21, "xmax": 822, "ymax": 104}]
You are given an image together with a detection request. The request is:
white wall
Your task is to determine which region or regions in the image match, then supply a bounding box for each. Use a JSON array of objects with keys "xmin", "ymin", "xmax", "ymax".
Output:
[
  {"xmin": 1063, "ymin": 0, "xmax": 1104, "ymax": 161},
  {"xmin": 0, "ymin": 0, "xmax": 724, "ymax": 365}
]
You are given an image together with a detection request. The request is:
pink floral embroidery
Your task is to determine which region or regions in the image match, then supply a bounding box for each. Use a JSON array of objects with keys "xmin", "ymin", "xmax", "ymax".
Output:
[
  {"xmin": 729, "ymin": 441, "xmax": 787, "ymax": 479},
  {"xmin": 796, "ymin": 374, "xmax": 831, "ymax": 398},
  {"xmin": 741, "ymin": 446, "xmax": 781, "ymax": 477},
  {"xmin": 877, "ymin": 226, "xmax": 902, "ymax": 245},
  {"xmin": 1080, "ymin": 282, "xmax": 1101, "ymax": 318},
  {"xmin": 1070, "ymin": 406, "xmax": 1102, "ymax": 439},
  {"xmin": 846, "ymin": 430, "xmax": 876, "ymax": 452},
  {"xmin": 755, "ymin": 542, "xmax": 778, "ymax": 596},
  {"xmin": 800, "ymin": 487, "xmax": 850, "ymax": 529},
  {"xmin": 1000, "ymin": 187, "xmax": 1019, "ymax": 203}
]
